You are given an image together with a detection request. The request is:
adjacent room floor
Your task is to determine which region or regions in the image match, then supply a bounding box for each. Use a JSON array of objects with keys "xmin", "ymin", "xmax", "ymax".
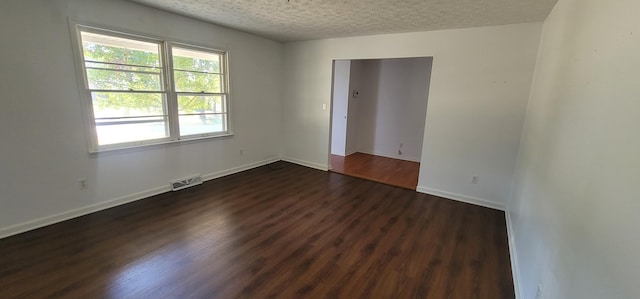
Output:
[
  {"xmin": 0, "ymin": 162, "xmax": 514, "ymax": 298},
  {"xmin": 330, "ymin": 152, "xmax": 420, "ymax": 190}
]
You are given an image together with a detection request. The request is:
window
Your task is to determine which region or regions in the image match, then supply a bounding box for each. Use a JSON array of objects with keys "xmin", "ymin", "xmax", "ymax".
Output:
[
  {"xmin": 75, "ymin": 25, "xmax": 230, "ymax": 152},
  {"xmin": 172, "ymin": 47, "xmax": 228, "ymax": 136}
]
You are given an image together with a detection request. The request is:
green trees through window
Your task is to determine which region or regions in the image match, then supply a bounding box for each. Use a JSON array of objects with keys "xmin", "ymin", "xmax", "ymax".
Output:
[{"xmin": 78, "ymin": 28, "xmax": 229, "ymax": 149}]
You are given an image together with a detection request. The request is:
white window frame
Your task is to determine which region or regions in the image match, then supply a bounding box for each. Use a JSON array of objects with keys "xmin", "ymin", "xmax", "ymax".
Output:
[
  {"xmin": 170, "ymin": 42, "xmax": 230, "ymax": 137},
  {"xmin": 69, "ymin": 22, "xmax": 233, "ymax": 153}
]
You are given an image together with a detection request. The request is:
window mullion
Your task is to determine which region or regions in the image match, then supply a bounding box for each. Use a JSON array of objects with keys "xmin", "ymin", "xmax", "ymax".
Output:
[
  {"xmin": 163, "ymin": 41, "xmax": 180, "ymax": 140},
  {"xmin": 85, "ymin": 90, "xmax": 100, "ymax": 151}
]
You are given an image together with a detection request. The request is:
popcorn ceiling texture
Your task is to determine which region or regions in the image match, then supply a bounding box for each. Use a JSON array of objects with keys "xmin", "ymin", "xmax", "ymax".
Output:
[{"xmin": 129, "ymin": 0, "xmax": 557, "ymax": 42}]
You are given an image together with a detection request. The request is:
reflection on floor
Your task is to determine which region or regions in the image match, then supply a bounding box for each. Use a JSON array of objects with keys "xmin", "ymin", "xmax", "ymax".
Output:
[{"xmin": 330, "ymin": 152, "xmax": 420, "ymax": 190}]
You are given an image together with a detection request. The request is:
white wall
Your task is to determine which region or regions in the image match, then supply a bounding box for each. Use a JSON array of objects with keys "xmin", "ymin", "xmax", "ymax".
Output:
[
  {"xmin": 356, "ymin": 58, "xmax": 431, "ymax": 162},
  {"xmin": 330, "ymin": 60, "xmax": 350, "ymax": 156},
  {"xmin": 0, "ymin": 0, "xmax": 282, "ymax": 237},
  {"xmin": 509, "ymin": 0, "xmax": 640, "ymax": 298},
  {"xmin": 345, "ymin": 60, "xmax": 363, "ymax": 156},
  {"xmin": 282, "ymin": 23, "xmax": 541, "ymax": 207}
]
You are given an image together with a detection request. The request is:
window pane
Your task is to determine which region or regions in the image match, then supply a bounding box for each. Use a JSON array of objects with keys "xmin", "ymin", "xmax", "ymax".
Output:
[
  {"xmin": 173, "ymin": 71, "xmax": 222, "ymax": 93},
  {"xmin": 96, "ymin": 120, "xmax": 168, "ymax": 145},
  {"xmin": 91, "ymin": 92, "xmax": 168, "ymax": 145},
  {"xmin": 172, "ymin": 46, "xmax": 223, "ymax": 93},
  {"xmin": 172, "ymin": 47, "xmax": 221, "ymax": 73},
  {"xmin": 86, "ymin": 67, "xmax": 162, "ymax": 91},
  {"xmin": 177, "ymin": 95, "xmax": 226, "ymax": 136},
  {"xmin": 92, "ymin": 92, "xmax": 165, "ymax": 118},
  {"xmin": 81, "ymin": 32, "xmax": 161, "ymax": 67},
  {"xmin": 178, "ymin": 114, "xmax": 226, "ymax": 136},
  {"xmin": 81, "ymin": 31, "xmax": 163, "ymax": 91},
  {"xmin": 177, "ymin": 95, "xmax": 225, "ymax": 114}
]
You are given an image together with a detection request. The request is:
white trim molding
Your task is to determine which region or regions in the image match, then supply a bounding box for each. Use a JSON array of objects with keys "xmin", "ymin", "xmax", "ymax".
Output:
[
  {"xmin": 0, "ymin": 185, "xmax": 170, "ymax": 240},
  {"xmin": 416, "ymin": 186, "xmax": 505, "ymax": 211},
  {"xmin": 0, "ymin": 157, "xmax": 281, "ymax": 240},
  {"xmin": 356, "ymin": 150, "xmax": 421, "ymax": 163},
  {"xmin": 280, "ymin": 156, "xmax": 329, "ymax": 171},
  {"xmin": 202, "ymin": 156, "xmax": 280, "ymax": 181},
  {"xmin": 506, "ymin": 210, "xmax": 523, "ymax": 299}
]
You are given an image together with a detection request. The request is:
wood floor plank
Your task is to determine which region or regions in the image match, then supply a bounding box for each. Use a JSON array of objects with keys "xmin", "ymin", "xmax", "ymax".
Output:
[
  {"xmin": 0, "ymin": 162, "xmax": 514, "ymax": 298},
  {"xmin": 331, "ymin": 153, "xmax": 420, "ymax": 190}
]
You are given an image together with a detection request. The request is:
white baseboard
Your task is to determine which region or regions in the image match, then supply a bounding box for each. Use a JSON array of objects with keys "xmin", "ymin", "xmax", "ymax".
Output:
[
  {"xmin": 357, "ymin": 150, "xmax": 421, "ymax": 163},
  {"xmin": 201, "ymin": 156, "xmax": 280, "ymax": 181},
  {"xmin": 0, "ymin": 157, "xmax": 281, "ymax": 240},
  {"xmin": 280, "ymin": 156, "xmax": 329, "ymax": 171},
  {"xmin": 0, "ymin": 185, "xmax": 170, "ymax": 240},
  {"xmin": 505, "ymin": 210, "xmax": 523, "ymax": 299},
  {"xmin": 416, "ymin": 186, "xmax": 505, "ymax": 211}
]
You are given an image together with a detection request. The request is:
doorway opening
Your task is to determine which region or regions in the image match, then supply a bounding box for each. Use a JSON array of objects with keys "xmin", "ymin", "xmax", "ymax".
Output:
[{"xmin": 329, "ymin": 57, "xmax": 433, "ymax": 190}]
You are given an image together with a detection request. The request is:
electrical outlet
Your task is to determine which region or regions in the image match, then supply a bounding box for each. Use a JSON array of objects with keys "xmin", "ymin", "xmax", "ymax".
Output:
[
  {"xmin": 472, "ymin": 175, "xmax": 479, "ymax": 184},
  {"xmin": 78, "ymin": 178, "xmax": 87, "ymax": 190}
]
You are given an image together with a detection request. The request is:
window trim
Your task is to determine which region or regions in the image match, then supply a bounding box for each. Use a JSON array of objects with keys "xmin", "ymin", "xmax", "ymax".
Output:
[{"xmin": 68, "ymin": 20, "xmax": 233, "ymax": 154}]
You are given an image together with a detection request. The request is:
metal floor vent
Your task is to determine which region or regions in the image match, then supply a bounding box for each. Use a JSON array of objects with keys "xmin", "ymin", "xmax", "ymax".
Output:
[{"xmin": 170, "ymin": 174, "xmax": 203, "ymax": 191}]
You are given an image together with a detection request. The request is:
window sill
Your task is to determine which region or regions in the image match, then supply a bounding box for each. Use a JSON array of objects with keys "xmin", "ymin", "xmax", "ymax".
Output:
[{"xmin": 88, "ymin": 133, "xmax": 234, "ymax": 157}]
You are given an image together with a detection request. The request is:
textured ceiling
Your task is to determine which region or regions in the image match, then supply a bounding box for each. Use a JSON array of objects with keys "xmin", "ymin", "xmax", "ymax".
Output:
[{"xmin": 128, "ymin": 0, "xmax": 558, "ymax": 42}]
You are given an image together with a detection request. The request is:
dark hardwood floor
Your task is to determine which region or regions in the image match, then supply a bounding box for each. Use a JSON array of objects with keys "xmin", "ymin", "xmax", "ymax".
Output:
[
  {"xmin": 0, "ymin": 162, "xmax": 514, "ymax": 298},
  {"xmin": 331, "ymin": 153, "xmax": 420, "ymax": 190}
]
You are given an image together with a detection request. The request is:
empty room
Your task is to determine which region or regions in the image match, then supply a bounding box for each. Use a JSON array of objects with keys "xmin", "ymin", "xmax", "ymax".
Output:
[{"xmin": 0, "ymin": 0, "xmax": 638, "ymax": 298}]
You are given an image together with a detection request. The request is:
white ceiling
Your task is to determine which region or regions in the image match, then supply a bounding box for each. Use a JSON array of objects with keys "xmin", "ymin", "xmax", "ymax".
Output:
[{"xmin": 128, "ymin": 0, "xmax": 558, "ymax": 42}]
